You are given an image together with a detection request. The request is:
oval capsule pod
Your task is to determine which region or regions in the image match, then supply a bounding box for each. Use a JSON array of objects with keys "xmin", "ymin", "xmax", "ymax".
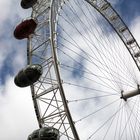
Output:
[
  {"xmin": 27, "ymin": 127, "xmax": 60, "ymax": 140},
  {"xmin": 14, "ymin": 19, "xmax": 37, "ymax": 40},
  {"xmin": 14, "ymin": 64, "xmax": 42, "ymax": 87},
  {"xmin": 21, "ymin": 0, "xmax": 37, "ymax": 9},
  {"xmin": 134, "ymin": 51, "xmax": 140, "ymax": 58}
]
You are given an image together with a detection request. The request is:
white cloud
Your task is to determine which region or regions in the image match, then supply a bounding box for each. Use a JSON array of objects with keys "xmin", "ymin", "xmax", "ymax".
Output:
[
  {"xmin": 0, "ymin": 0, "xmax": 31, "ymax": 20},
  {"xmin": 130, "ymin": 16, "xmax": 140, "ymax": 45},
  {"xmin": 107, "ymin": 0, "xmax": 124, "ymax": 5},
  {"xmin": 0, "ymin": 0, "xmax": 37, "ymax": 139},
  {"xmin": 0, "ymin": 76, "xmax": 38, "ymax": 140},
  {"xmin": 0, "ymin": 0, "xmax": 31, "ymax": 73},
  {"xmin": 0, "ymin": 1, "xmax": 12, "ymax": 22}
]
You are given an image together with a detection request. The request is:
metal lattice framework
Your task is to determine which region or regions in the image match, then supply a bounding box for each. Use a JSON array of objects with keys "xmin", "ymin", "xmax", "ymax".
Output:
[
  {"xmin": 28, "ymin": 0, "xmax": 80, "ymax": 139},
  {"xmin": 26, "ymin": 0, "xmax": 140, "ymax": 139}
]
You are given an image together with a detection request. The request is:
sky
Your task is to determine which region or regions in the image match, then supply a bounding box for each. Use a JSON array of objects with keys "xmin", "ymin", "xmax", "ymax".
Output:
[{"xmin": 0, "ymin": 0, "xmax": 140, "ymax": 140}]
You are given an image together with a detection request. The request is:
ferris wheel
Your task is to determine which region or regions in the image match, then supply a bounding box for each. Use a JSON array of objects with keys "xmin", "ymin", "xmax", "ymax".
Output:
[{"xmin": 13, "ymin": 0, "xmax": 140, "ymax": 139}]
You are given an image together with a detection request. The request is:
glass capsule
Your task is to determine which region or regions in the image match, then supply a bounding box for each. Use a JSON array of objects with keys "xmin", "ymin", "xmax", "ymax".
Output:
[
  {"xmin": 14, "ymin": 64, "xmax": 42, "ymax": 87},
  {"xmin": 27, "ymin": 127, "xmax": 60, "ymax": 140},
  {"xmin": 14, "ymin": 19, "xmax": 37, "ymax": 40},
  {"xmin": 21, "ymin": 0, "xmax": 37, "ymax": 9}
]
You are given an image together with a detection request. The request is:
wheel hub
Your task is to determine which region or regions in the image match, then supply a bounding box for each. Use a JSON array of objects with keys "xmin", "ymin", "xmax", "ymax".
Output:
[{"xmin": 120, "ymin": 86, "xmax": 140, "ymax": 101}]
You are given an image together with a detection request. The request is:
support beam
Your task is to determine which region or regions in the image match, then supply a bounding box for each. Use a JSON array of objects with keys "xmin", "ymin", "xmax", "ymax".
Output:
[{"xmin": 121, "ymin": 87, "xmax": 140, "ymax": 101}]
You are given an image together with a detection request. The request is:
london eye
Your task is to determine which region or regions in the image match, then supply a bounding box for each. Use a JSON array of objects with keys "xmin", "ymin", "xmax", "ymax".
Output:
[{"xmin": 14, "ymin": 0, "xmax": 140, "ymax": 139}]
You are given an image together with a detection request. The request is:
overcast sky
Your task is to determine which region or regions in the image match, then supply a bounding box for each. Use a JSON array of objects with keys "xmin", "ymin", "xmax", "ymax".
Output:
[{"xmin": 0, "ymin": 0, "xmax": 140, "ymax": 140}]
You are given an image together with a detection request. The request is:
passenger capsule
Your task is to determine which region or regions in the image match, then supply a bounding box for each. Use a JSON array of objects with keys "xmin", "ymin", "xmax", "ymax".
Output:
[
  {"xmin": 134, "ymin": 51, "xmax": 140, "ymax": 58},
  {"xmin": 14, "ymin": 19, "xmax": 37, "ymax": 40},
  {"xmin": 14, "ymin": 64, "xmax": 42, "ymax": 87},
  {"xmin": 27, "ymin": 127, "xmax": 60, "ymax": 140},
  {"xmin": 21, "ymin": 0, "xmax": 37, "ymax": 9}
]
